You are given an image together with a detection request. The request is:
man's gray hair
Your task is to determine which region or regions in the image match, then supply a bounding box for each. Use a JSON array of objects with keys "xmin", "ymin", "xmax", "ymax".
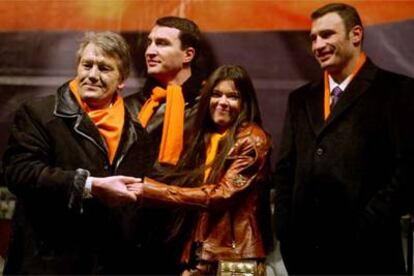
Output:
[{"xmin": 77, "ymin": 31, "xmax": 131, "ymax": 80}]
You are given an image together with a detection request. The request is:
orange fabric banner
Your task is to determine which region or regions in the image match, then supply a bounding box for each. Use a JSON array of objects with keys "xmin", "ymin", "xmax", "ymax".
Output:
[{"xmin": 0, "ymin": 1, "xmax": 413, "ymax": 32}]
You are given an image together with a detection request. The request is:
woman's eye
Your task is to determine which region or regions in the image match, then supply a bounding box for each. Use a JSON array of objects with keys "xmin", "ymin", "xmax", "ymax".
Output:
[{"xmin": 228, "ymin": 94, "xmax": 240, "ymax": 100}]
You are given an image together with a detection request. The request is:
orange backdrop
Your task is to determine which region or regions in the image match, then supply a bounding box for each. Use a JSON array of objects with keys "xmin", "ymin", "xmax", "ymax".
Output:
[{"xmin": 0, "ymin": 0, "xmax": 414, "ymax": 32}]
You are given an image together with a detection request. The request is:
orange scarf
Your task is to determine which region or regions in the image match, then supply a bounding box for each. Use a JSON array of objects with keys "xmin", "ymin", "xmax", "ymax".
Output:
[
  {"xmin": 69, "ymin": 80, "xmax": 125, "ymax": 164},
  {"xmin": 138, "ymin": 85, "xmax": 185, "ymax": 165},
  {"xmin": 323, "ymin": 52, "xmax": 367, "ymax": 120},
  {"xmin": 204, "ymin": 131, "xmax": 227, "ymax": 182}
]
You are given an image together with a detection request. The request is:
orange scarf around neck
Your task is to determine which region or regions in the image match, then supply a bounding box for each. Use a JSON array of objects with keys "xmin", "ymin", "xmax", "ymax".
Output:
[
  {"xmin": 204, "ymin": 131, "xmax": 227, "ymax": 182},
  {"xmin": 69, "ymin": 80, "xmax": 125, "ymax": 164},
  {"xmin": 323, "ymin": 52, "xmax": 367, "ymax": 120},
  {"xmin": 138, "ymin": 85, "xmax": 185, "ymax": 165}
]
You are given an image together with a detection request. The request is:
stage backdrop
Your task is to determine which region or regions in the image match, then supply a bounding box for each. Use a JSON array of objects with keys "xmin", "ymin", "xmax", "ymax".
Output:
[
  {"xmin": 0, "ymin": 0, "xmax": 413, "ymax": 168},
  {"xmin": 0, "ymin": 0, "xmax": 414, "ymax": 266}
]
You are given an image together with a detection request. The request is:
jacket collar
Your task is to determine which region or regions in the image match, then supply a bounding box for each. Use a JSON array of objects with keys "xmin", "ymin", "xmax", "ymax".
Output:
[
  {"xmin": 141, "ymin": 70, "xmax": 204, "ymax": 104},
  {"xmin": 54, "ymin": 82, "xmax": 107, "ymax": 155},
  {"xmin": 53, "ymin": 81, "xmax": 140, "ymax": 170},
  {"xmin": 54, "ymin": 81, "xmax": 82, "ymax": 117},
  {"xmin": 138, "ymin": 72, "xmax": 204, "ymax": 134},
  {"xmin": 306, "ymin": 58, "xmax": 378, "ymax": 137}
]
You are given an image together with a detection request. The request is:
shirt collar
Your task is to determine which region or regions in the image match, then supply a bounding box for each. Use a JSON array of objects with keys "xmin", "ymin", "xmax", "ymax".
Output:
[{"xmin": 328, "ymin": 74, "xmax": 352, "ymax": 93}]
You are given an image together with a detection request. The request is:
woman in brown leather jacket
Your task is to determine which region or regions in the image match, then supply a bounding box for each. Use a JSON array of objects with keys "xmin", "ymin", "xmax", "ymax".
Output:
[{"xmin": 128, "ymin": 65, "xmax": 272, "ymax": 275}]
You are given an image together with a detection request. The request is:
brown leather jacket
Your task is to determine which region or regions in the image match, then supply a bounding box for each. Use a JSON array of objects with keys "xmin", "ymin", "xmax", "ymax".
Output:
[{"xmin": 142, "ymin": 123, "xmax": 271, "ymax": 263}]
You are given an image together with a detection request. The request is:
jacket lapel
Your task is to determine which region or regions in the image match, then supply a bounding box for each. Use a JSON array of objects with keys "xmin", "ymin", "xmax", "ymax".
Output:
[
  {"xmin": 319, "ymin": 59, "xmax": 378, "ymax": 136},
  {"xmin": 305, "ymin": 80, "xmax": 325, "ymax": 136},
  {"xmin": 146, "ymin": 104, "xmax": 165, "ymax": 133},
  {"xmin": 73, "ymin": 114, "xmax": 108, "ymax": 154},
  {"xmin": 111, "ymin": 112, "xmax": 139, "ymax": 169},
  {"xmin": 54, "ymin": 82, "xmax": 108, "ymax": 155}
]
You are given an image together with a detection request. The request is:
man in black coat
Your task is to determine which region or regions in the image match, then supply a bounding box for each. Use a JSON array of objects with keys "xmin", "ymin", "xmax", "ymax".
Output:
[
  {"xmin": 274, "ymin": 3, "xmax": 414, "ymax": 275},
  {"xmin": 2, "ymin": 32, "xmax": 156, "ymax": 274},
  {"xmin": 124, "ymin": 16, "xmax": 208, "ymax": 274}
]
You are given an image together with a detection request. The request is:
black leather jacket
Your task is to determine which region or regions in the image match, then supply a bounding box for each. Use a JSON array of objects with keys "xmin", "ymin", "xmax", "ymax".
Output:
[{"xmin": 125, "ymin": 73, "xmax": 204, "ymax": 171}]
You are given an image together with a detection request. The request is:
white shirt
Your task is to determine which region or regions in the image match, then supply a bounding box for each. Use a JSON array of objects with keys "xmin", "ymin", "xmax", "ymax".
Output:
[{"xmin": 328, "ymin": 74, "xmax": 352, "ymax": 104}]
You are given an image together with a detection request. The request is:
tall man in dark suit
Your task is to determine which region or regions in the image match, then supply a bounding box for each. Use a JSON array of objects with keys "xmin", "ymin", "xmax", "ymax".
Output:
[{"xmin": 274, "ymin": 3, "xmax": 414, "ymax": 275}]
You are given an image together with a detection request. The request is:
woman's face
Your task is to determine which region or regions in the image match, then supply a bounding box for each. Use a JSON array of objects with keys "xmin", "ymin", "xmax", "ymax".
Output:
[{"xmin": 209, "ymin": 79, "xmax": 241, "ymax": 133}]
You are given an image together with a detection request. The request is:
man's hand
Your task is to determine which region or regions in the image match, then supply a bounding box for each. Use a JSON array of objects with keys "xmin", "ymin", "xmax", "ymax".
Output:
[
  {"xmin": 126, "ymin": 182, "xmax": 144, "ymax": 198},
  {"xmin": 91, "ymin": 176, "xmax": 141, "ymax": 207}
]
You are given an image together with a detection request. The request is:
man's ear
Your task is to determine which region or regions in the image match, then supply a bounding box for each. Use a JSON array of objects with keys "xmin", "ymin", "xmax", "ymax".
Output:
[
  {"xmin": 183, "ymin": 47, "xmax": 196, "ymax": 64},
  {"xmin": 117, "ymin": 82, "xmax": 126, "ymax": 90},
  {"xmin": 350, "ymin": 25, "xmax": 363, "ymax": 46}
]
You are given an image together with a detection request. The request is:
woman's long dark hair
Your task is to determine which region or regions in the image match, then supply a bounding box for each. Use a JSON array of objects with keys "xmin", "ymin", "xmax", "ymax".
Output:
[
  {"xmin": 161, "ymin": 65, "xmax": 264, "ymax": 239},
  {"xmin": 174, "ymin": 65, "xmax": 262, "ymax": 184}
]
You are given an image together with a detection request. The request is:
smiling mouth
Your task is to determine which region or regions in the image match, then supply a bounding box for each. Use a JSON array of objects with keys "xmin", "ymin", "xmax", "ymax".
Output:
[
  {"xmin": 83, "ymin": 84, "xmax": 101, "ymax": 90},
  {"xmin": 147, "ymin": 60, "xmax": 160, "ymax": 66},
  {"xmin": 216, "ymin": 109, "xmax": 230, "ymax": 114},
  {"xmin": 316, "ymin": 49, "xmax": 333, "ymax": 60},
  {"xmin": 317, "ymin": 53, "xmax": 331, "ymax": 62}
]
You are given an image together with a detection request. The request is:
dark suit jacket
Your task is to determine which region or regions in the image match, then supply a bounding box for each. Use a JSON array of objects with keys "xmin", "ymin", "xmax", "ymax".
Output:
[{"xmin": 274, "ymin": 59, "xmax": 414, "ymax": 275}]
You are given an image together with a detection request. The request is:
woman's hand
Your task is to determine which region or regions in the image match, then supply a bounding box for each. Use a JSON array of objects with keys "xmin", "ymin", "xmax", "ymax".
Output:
[
  {"xmin": 91, "ymin": 176, "xmax": 141, "ymax": 206},
  {"xmin": 126, "ymin": 180, "xmax": 144, "ymax": 198}
]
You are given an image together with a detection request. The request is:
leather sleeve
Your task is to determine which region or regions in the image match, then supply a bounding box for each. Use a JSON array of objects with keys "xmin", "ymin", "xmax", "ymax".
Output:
[{"xmin": 141, "ymin": 124, "xmax": 271, "ymax": 210}]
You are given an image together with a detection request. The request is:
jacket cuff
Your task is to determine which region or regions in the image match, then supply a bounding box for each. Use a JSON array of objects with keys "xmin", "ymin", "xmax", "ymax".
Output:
[
  {"xmin": 142, "ymin": 177, "xmax": 165, "ymax": 201},
  {"xmin": 68, "ymin": 168, "xmax": 90, "ymax": 212}
]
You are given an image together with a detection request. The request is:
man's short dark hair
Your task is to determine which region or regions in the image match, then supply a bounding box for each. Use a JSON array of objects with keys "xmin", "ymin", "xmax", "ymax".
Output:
[
  {"xmin": 311, "ymin": 3, "xmax": 363, "ymax": 34},
  {"xmin": 77, "ymin": 31, "xmax": 131, "ymax": 81},
  {"xmin": 155, "ymin": 16, "xmax": 201, "ymax": 59}
]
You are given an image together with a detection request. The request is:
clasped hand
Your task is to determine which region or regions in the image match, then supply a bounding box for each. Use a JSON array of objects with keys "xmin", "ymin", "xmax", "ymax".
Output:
[{"xmin": 91, "ymin": 175, "xmax": 144, "ymax": 207}]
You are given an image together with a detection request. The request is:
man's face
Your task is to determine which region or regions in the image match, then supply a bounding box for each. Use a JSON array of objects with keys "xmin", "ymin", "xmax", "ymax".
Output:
[
  {"xmin": 310, "ymin": 12, "xmax": 356, "ymax": 74},
  {"xmin": 76, "ymin": 43, "xmax": 124, "ymax": 108},
  {"xmin": 145, "ymin": 25, "xmax": 191, "ymax": 83}
]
